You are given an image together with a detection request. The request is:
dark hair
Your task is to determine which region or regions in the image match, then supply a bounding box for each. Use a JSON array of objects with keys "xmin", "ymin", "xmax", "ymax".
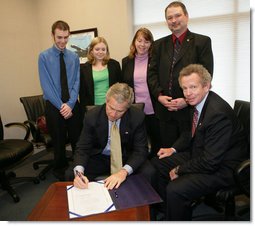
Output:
[
  {"xmin": 165, "ymin": 1, "xmax": 188, "ymax": 19},
  {"xmin": 128, "ymin": 27, "xmax": 154, "ymax": 58},
  {"xmin": 51, "ymin": 20, "xmax": 70, "ymax": 34}
]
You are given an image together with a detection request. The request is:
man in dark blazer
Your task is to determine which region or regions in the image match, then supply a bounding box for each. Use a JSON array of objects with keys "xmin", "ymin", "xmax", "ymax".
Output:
[
  {"xmin": 147, "ymin": 1, "xmax": 214, "ymax": 148},
  {"xmin": 151, "ymin": 64, "xmax": 247, "ymax": 220},
  {"xmin": 66, "ymin": 83, "xmax": 155, "ymax": 190}
]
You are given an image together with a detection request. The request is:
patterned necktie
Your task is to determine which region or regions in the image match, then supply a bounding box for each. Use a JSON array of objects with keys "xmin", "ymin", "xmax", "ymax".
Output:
[
  {"xmin": 60, "ymin": 52, "xmax": 70, "ymax": 103},
  {"xmin": 110, "ymin": 121, "xmax": 123, "ymax": 174},
  {"xmin": 169, "ymin": 38, "xmax": 181, "ymax": 96},
  {"xmin": 192, "ymin": 108, "xmax": 199, "ymax": 137}
]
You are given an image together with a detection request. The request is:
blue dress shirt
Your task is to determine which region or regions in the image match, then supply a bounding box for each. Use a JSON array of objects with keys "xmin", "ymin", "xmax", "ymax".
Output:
[{"xmin": 38, "ymin": 45, "xmax": 80, "ymax": 110}]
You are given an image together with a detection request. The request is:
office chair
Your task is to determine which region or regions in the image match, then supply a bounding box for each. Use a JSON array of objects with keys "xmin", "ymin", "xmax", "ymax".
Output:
[
  {"xmin": 193, "ymin": 100, "xmax": 250, "ymax": 220},
  {"xmin": 20, "ymin": 95, "xmax": 53, "ymax": 180},
  {"xmin": 0, "ymin": 115, "xmax": 39, "ymax": 202}
]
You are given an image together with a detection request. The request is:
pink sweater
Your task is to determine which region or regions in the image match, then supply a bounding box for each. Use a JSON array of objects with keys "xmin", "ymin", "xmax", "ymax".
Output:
[{"xmin": 134, "ymin": 54, "xmax": 154, "ymax": 115}]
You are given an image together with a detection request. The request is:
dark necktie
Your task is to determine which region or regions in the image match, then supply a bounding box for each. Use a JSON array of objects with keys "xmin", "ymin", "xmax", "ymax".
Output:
[
  {"xmin": 169, "ymin": 38, "xmax": 181, "ymax": 95},
  {"xmin": 192, "ymin": 108, "xmax": 199, "ymax": 137},
  {"xmin": 110, "ymin": 121, "xmax": 122, "ymax": 174},
  {"xmin": 60, "ymin": 52, "xmax": 70, "ymax": 103}
]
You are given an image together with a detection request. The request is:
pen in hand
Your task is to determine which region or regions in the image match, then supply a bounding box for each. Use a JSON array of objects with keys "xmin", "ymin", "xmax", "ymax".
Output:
[{"xmin": 75, "ymin": 170, "xmax": 86, "ymax": 184}]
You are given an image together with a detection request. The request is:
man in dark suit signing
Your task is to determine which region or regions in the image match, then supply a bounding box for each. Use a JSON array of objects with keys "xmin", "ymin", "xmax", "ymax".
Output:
[
  {"xmin": 151, "ymin": 64, "xmax": 247, "ymax": 220},
  {"xmin": 66, "ymin": 83, "xmax": 155, "ymax": 190},
  {"xmin": 147, "ymin": 1, "xmax": 214, "ymax": 149}
]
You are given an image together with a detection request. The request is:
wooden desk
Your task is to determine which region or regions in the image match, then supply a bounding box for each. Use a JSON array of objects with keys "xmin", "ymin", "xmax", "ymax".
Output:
[{"xmin": 27, "ymin": 182, "xmax": 150, "ymax": 221}]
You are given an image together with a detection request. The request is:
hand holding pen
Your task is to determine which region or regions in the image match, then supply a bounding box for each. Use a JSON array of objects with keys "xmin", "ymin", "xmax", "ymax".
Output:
[{"xmin": 74, "ymin": 170, "xmax": 89, "ymax": 189}]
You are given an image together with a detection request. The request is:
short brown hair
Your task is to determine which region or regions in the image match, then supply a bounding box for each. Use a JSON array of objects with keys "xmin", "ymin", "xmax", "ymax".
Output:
[
  {"xmin": 51, "ymin": 20, "xmax": 70, "ymax": 34},
  {"xmin": 165, "ymin": 1, "xmax": 188, "ymax": 19},
  {"xmin": 128, "ymin": 27, "xmax": 154, "ymax": 58}
]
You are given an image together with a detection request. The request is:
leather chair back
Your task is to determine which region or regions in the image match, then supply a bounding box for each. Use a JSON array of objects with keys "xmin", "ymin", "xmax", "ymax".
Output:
[
  {"xmin": 20, "ymin": 95, "xmax": 46, "ymax": 122},
  {"xmin": 0, "ymin": 116, "xmax": 4, "ymax": 140},
  {"xmin": 20, "ymin": 95, "xmax": 51, "ymax": 146},
  {"xmin": 233, "ymin": 100, "xmax": 250, "ymax": 197},
  {"xmin": 233, "ymin": 100, "xmax": 250, "ymax": 157}
]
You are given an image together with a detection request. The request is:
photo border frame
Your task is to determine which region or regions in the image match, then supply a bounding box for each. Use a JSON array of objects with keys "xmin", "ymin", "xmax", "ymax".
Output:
[{"xmin": 67, "ymin": 28, "xmax": 98, "ymax": 64}]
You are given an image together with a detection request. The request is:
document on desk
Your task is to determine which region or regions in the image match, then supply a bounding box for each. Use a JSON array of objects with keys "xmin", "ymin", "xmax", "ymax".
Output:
[{"xmin": 67, "ymin": 181, "xmax": 116, "ymax": 219}]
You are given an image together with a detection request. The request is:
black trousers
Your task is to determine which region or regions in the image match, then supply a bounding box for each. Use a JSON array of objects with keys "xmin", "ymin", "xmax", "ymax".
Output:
[
  {"xmin": 151, "ymin": 152, "xmax": 234, "ymax": 220},
  {"xmin": 45, "ymin": 101, "xmax": 82, "ymax": 169},
  {"xmin": 145, "ymin": 114, "xmax": 161, "ymax": 159},
  {"xmin": 159, "ymin": 108, "xmax": 190, "ymax": 148}
]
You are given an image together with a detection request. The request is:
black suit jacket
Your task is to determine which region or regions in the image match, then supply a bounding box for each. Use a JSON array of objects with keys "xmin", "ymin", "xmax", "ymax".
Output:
[
  {"xmin": 73, "ymin": 104, "xmax": 149, "ymax": 172},
  {"xmin": 79, "ymin": 59, "xmax": 121, "ymax": 108},
  {"xmin": 147, "ymin": 30, "xmax": 214, "ymax": 120},
  {"xmin": 121, "ymin": 56, "xmax": 136, "ymax": 87},
  {"xmin": 174, "ymin": 91, "xmax": 247, "ymax": 177}
]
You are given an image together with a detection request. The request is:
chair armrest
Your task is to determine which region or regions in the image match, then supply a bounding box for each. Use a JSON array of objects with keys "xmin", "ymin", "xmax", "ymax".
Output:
[
  {"xmin": 5, "ymin": 122, "xmax": 31, "ymax": 140},
  {"xmin": 24, "ymin": 120, "xmax": 41, "ymax": 142},
  {"xmin": 234, "ymin": 159, "xmax": 250, "ymax": 197},
  {"xmin": 24, "ymin": 119, "xmax": 37, "ymax": 128}
]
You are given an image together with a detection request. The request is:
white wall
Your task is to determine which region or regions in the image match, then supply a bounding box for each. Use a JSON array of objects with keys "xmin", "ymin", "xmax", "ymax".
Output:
[{"xmin": 0, "ymin": 0, "xmax": 133, "ymax": 138}]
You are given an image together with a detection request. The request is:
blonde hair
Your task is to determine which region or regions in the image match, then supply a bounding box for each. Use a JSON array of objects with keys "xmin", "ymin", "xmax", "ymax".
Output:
[
  {"xmin": 87, "ymin": 37, "xmax": 110, "ymax": 65},
  {"xmin": 179, "ymin": 64, "xmax": 212, "ymax": 88}
]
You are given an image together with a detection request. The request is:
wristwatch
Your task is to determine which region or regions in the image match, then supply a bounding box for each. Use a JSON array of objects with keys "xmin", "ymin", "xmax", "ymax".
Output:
[{"xmin": 174, "ymin": 165, "xmax": 180, "ymax": 175}]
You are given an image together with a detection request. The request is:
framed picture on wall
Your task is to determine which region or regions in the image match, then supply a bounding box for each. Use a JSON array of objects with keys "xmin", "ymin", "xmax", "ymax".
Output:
[{"xmin": 67, "ymin": 28, "xmax": 98, "ymax": 64}]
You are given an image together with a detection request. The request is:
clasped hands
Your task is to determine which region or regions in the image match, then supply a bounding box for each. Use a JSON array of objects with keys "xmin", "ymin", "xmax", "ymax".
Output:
[
  {"xmin": 60, "ymin": 103, "xmax": 73, "ymax": 119},
  {"xmin": 73, "ymin": 169, "xmax": 128, "ymax": 190},
  {"xmin": 158, "ymin": 96, "xmax": 187, "ymax": 111}
]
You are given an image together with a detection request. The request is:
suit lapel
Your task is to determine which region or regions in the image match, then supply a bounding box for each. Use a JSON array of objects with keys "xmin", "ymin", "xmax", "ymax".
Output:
[
  {"xmin": 165, "ymin": 35, "xmax": 174, "ymax": 60},
  {"xmin": 196, "ymin": 92, "xmax": 211, "ymax": 130},
  {"xmin": 175, "ymin": 31, "xmax": 194, "ymax": 64},
  {"xmin": 119, "ymin": 110, "xmax": 130, "ymax": 142},
  {"xmin": 97, "ymin": 105, "xmax": 109, "ymax": 145}
]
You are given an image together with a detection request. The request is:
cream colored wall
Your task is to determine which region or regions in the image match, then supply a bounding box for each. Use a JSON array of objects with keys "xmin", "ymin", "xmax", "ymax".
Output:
[
  {"xmin": 0, "ymin": 0, "xmax": 41, "ymax": 139},
  {"xmin": 0, "ymin": 0, "xmax": 133, "ymax": 139},
  {"xmin": 36, "ymin": 0, "xmax": 133, "ymax": 61}
]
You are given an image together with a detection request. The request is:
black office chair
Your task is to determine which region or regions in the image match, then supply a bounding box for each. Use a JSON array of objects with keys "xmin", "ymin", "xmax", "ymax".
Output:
[
  {"xmin": 193, "ymin": 100, "xmax": 250, "ymax": 220},
  {"xmin": 0, "ymin": 115, "xmax": 39, "ymax": 202},
  {"xmin": 20, "ymin": 95, "xmax": 53, "ymax": 180}
]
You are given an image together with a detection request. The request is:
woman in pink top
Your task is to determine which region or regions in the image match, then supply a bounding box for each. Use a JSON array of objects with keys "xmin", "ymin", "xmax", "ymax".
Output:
[{"xmin": 121, "ymin": 28, "xmax": 161, "ymax": 159}]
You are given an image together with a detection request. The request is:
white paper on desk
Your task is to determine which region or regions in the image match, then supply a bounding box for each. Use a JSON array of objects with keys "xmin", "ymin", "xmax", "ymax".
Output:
[{"xmin": 67, "ymin": 181, "xmax": 116, "ymax": 219}]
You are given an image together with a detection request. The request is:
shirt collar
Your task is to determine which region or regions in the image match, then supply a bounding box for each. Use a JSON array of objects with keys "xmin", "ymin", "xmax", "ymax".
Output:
[
  {"xmin": 195, "ymin": 92, "xmax": 209, "ymax": 115},
  {"xmin": 172, "ymin": 29, "xmax": 188, "ymax": 44},
  {"xmin": 52, "ymin": 45, "xmax": 66, "ymax": 56},
  {"xmin": 109, "ymin": 118, "xmax": 121, "ymax": 128}
]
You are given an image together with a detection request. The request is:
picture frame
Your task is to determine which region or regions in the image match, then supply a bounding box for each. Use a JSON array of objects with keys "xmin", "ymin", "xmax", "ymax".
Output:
[{"xmin": 67, "ymin": 28, "xmax": 98, "ymax": 64}]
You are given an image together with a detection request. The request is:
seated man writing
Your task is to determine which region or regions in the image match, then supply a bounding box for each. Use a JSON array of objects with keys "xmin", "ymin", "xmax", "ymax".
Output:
[{"xmin": 66, "ymin": 83, "xmax": 155, "ymax": 190}]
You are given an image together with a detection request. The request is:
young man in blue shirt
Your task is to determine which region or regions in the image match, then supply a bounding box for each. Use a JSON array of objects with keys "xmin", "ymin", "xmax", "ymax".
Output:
[{"xmin": 38, "ymin": 20, "xmax": 81, "ymax": 180}]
